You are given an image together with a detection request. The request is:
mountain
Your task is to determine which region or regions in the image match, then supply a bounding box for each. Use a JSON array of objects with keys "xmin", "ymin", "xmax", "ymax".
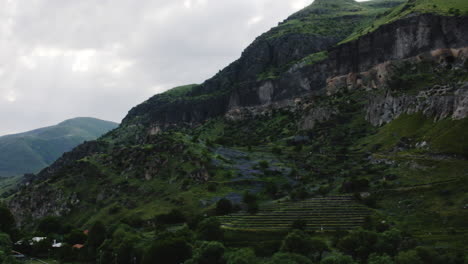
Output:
[
  {"xmin": 0, "ymin": 117, "xmax": 118, "ymax": 177},
  {"xmin": 5, "ymin": 0, "xmax": 468, "ymax": 262}
]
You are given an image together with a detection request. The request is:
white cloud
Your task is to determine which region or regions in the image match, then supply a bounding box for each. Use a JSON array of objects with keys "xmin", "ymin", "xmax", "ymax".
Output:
[
  {"xmin": 71, "ymin": 49, "xmax": 96, "ymax": 72},
  {"xmin": 247, "ymin": 16, "xmax": 263, "ymax": 26},
  {"xmin": 4, "ymin": 90, "xmax": 17, "ymax": 103},
  {"xmin": 291, "ymin": 0, "xmax": 309, "ymax": 11},
  {"xmin": 19, "ymin": 55, "xmax": 37, "ymax": 69},
  {"xmin": 0, "ymin": 0, "xmax": 329, "ymax": 135}
]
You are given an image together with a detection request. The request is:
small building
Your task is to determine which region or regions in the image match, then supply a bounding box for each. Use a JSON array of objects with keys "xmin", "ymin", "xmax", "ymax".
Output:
[
  {"xmin": 30, "ymin": 237, "xmax": 47, "ymax": 245},
  {"xmin": 52, "ymin": 240, "xmax": 63, "ymax": 248},
  {"xmin": 32, "ymin": 237, "xmax": 46, "ymax": 243},
  {"xmin": 73, "ymin": 244, "xmax": 84, "ymax": 249}
]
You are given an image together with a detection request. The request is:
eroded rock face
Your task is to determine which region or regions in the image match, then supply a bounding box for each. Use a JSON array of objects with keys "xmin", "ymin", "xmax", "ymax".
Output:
[
  {"xmin": 124, "ymin": 14, "xmax": 468, "ymax": 133},
  {"xmin": 328, "ymin": 14, "xmax": 468, "ymax": 76},
  {"xmin": 9, "ymin": 187, "xmax": 79, "ymax": 226},
  {"xmin": 367, "ymin": 83, "xmax": 468, "ymax": 126},
  {"xmin": 324, "ymin": 47, "xmax": 468, "ymax": 125}
]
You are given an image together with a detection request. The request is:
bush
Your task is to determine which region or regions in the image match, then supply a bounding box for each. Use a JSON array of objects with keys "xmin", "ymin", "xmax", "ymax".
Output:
[
  {"xmin": 321, "ymin": 253, "xmax": 357, "ymax": 264},
  {"xmin": 216, "ymin": 199, "xmax": 233, "ymax": 216},
  {"xmin": 142, "ymin": 235, "xmax": 191, "ymax": 264},
  {"xmin": 156, "ymin": 209, "xmax": 186, "ymax": 225},
  {"xmin": 0, "ymin": 233, "xmax": 12, "ymax": 253},
  {"xmin": 185, "ymin": 241, "xmax": 226, "ymax": 264},
  {"xmin": 65, "ymin": 229, "xmax": 88, "ymax": 245},
  {"xmin": 259, "ymin": 161, "xmax": 269, "ymax": 169},
  {"xmin": 280, "ymin": 230, "xmax": 313, "ymax": 257},
  {"xmin": 225, "ymin": 248, "xmax": 257, "ymax": 264},
  {"xmin": 338, "ymin": 228, "xmax": 378, "ymax": 261},
  {"xmin": 87, "ymin": 221, "xmax": 107, "ymax": 253},
  {"xmin": 265, "ymin": 252, "xmax": 313, "ymax": 264},
  {"xmin": 197, "ymin": 218, "xmax": 223, "ymax": 241},
  {"xmin": 246, "ymin": 201, "xmax": 259, "ymax": 215},
  {"xmin": 272, "ymin": 147, "xmax": 283, "ymax": 155},
  {"xmin": 395, "ymin": 250, "xmax": 423, "ymax": 264},
  {"xmin": 265, "ymin": 182, "xmax": 279, "ymax": 198},
  {"xmin": 368, "ymin": 254, "xmax": 394, "ymax": 264},
  {"xmin": 341, "ymin": 179, "xmax": 369, "ymax": 193},
  {"xmin": 0, "ymin": 206, "xmax": 15, "ymax": 236},
  {"xmin": 291, "ymin": 219, "xmax": 307, "ymax": 231}
]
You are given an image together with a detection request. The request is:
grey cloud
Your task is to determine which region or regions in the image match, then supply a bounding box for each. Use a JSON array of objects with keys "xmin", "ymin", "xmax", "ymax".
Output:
[{"xmin": 0, "ymin": 0, "xmax": 315, "ymax": 135}]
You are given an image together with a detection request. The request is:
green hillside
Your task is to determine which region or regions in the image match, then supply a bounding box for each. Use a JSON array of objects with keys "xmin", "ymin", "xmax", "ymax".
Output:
[
  {"xmin": 342, "ymin": 0, "xmax": 468, "ymax": 43},
  {"xmin": 2, "ymin": 0, "xmax": 468, "ymax": 264},
  {"xmin": 0, "ymin": 117, "xmax": 118, "ymax": 177}
]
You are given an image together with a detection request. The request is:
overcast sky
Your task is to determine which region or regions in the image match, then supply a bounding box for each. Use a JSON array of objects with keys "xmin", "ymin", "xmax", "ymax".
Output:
[{"xmin": 0, "ymin": 0, "xmax": 367, "ymax": 136}]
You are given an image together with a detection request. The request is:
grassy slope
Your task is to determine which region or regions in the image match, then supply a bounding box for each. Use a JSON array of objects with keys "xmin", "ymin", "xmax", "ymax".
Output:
[
  {"xmin": 342, "ymin": 0, "xmax": 468, "ymax": 43},
  {"xmin": 264, "ymin": 0, "xmax": 403, "ymax": 40},
  {"xmin": 0, "ymin": 118, "xmax": 118, "ymax": 177}
]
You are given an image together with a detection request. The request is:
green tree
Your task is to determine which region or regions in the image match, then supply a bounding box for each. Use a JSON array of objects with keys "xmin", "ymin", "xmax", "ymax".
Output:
[
  {"xmin": 368, "ymin": 254, "xmax": 394, "ymax": 264},
  {"xmin": 321, "ymin": 253, "xmax": 357, "ymax": 264},
  {"xmin": 280, "ymin": 230, "xmax": 313, "ymax": 257},
  {"xmin": 185, "ymin": 241, "xmax": 226, "ymax": 264},
  {"xmin": 216, "ymin": 199, "xmax": 233, "ymax": 216},
  {"xmin": 87, "ymin": 221, "xmax": 107, "ymax": 254},
  {"xmin": 65, "ymin": 229, "xmax": 88, "ymax": 245},
  {"xmin": 0, "ymin": 205, "xmax": 15, "ymax": 235},
  {"xmin": 225, "ymin": 248, "xmax": 257, "ymax": 264},
  {"xmin": 338, "ymin": 228, "xmax": 378, "ymax": 261},
  {"xmin": 142, "ymin": 235, "xmax": 191, "ymax": 264},
  {"xmin": 197, "ymin": 218, "xmax": 223, "ymax": 241},
  {"xmin": 37, "ymin": 216, "xmax": 63, "ymax": 235},
  {"xmin": 395, "ymin": 250, "xmax": 423, "ymax": 264},
  {"xmin": 291, "ymin": 219, "xmax": 307, "ymax": 230},
  {"xmin": 242, "ymin": 191, "xmax": 256, "ymax": 204},
  {"xmin": 265, "ymin": 252, "xmax": 313, "ymax": 264},
  {"xmin": 376, "ymin": 229, "xmax": 402, "ymax": 256},
  {"xmin": 0, "ymin": 232, "xmax": 12, "ymax": 253},
  {"xmin": 310, "ymin": 238, "xmax": 329, "ymax": 261},
  {"xmin": 116, "ymin": 243, "xmax": 134, "ymax": 264}
]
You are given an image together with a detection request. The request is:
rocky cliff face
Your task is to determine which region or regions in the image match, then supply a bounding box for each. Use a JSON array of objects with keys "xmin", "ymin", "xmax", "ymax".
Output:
[
  {"xmin": 328, "ymin": 14, "xmax": 468, "ymax": 76},
  {"xmin": 123, "ymin": 14, "xmax": 468, "ymax": 138},
  {"xmin": 225, "ymin": 15, "xmax": 468, "ymax": 129}
]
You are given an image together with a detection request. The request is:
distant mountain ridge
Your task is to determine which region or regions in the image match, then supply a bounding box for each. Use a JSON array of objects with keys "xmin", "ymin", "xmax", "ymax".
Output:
[{"xmin": 0, "ymin": 117, "xmax": 118, "ymax": 177}]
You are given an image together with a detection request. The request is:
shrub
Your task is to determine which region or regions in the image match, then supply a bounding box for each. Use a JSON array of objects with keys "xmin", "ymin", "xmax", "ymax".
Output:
[
  {"xmin": 156, "ymin": 209, "xmax": 186, "ymax": 225},
  {"xmin": 368, "ymin": 254, "xmax": 394, "ymax": 264},
  {"xmin": 216, "ymin": 199, "xmax": 233, "ymax": 216},
  {"xmin": 265, "ymin": 252, "xmax": 313, "ymax": 264},
  {"xmin": 65, "ymin": 229, "xmax": 88, "ymax": 245},
  {"xmin": 246, "ymin": 201, "xmax": 259, "ymax": 215},
  {"xmin": 291, "ymin": 219, "xmax": 307, "ymax": 231},
  {"xmin": 197, "ymin": 218, "xmax": 223, "ymax": 241},
  {"xmin": 242, "ymin": 191, "xmax": 257, "ymax": 205},
  {"xmin": 225, "ymin": 248, "xmax": 257, "ymax": 264},
  {"xmin": 280, "ymin": 230, "xmax": 313, "ymax": 257},
  {"xmin": 142, "ymin": 235, "xmax": 191, "ymax": 264},
  {"xmin": 87, "ymin": 221, "xmax": 107, "ymax": 253},
  {"xmin": 395, "ymin": 250, "xmax": 423, "ymax": 264},
  {"xmin": 0, "ymin": 206, "xmax": 15, "ymax": 236},
  {"xmin": 272, "ymin": 147, "xmax": 283, "ymax": 155},
  {"xmin": 185, "ymin": 241, "xmax": 225, "ymax": 264},
  {"xmin": 338, "ymin": 228, "xmax": 378, "ymax": 261},
  {"xmin": 321, "ymin": 253, "xmax": 357, "ymax": 264},
  {"xmin": 259, "ymin": 161, "xmax": 270, "ymax": 169}
]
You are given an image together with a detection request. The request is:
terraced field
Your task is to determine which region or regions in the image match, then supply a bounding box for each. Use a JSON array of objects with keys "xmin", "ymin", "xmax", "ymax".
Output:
[{"xmin": 219, "ymin": 196, "xmax": 372, "ymax": 231}]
